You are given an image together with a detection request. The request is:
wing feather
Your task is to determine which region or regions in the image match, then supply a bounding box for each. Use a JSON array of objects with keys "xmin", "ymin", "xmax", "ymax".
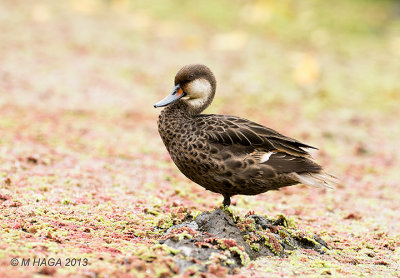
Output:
[{"xmin": 198, "ymin": 114, "xmax": 315, "ymax": 156}]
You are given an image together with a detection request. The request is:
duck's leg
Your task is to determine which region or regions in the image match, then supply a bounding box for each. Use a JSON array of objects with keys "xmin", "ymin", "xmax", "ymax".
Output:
[{"xmin": 223, "ymin": 195, "xmax": 231, "ymax": 207}]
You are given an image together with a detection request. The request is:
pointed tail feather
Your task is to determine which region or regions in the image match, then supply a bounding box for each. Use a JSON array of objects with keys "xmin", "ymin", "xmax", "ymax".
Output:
[{"xmin": 292, "ymin": 172, "xmax": 339, "ymax": 189}]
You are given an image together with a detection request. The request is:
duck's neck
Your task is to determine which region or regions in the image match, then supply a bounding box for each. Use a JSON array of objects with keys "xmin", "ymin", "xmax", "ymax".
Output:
[
  {"xmin": 159, "ymin": 102, "xmax": 192, "ymax": 132},
  {"xmin": 158, "ymin": 98, "xmax": 210, "ymax": 147},
  {"xmin": 164, "ymin": 99, "xmax": 209, "ymax": 117}
]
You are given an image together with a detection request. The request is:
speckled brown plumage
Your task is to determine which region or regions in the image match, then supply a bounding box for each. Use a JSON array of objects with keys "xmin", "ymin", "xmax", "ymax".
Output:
[{"xmin": 155, "ymin": 64, "xmax": 337, "ymax": 206}]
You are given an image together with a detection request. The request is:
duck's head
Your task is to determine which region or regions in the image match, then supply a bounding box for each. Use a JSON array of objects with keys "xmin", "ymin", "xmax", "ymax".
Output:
[{"xmin": 154, "ymin": 64, "xmax": 216, "ymax": 114}]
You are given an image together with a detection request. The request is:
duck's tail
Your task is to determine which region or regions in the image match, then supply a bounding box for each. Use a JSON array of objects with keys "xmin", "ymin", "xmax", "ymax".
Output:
[{"xmin": 292, "ymin": 171, "xmax": 339, "ymax": 189}]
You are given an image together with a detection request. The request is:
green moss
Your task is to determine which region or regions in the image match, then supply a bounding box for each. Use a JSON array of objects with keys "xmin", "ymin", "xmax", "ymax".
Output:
[
  {"xmin": 152, "ymin": 244, "xmax": 180, "ymax": 255},
  {"xmin": 176, "ymin": 231, "xmax": 193, "ymax": 241},
  {"xmin": 250, "ymin": 243, "xmax": 260, "ymax": 252},
  {"xmin": 156, "ymin": 216, "xmax": 173, "ymax": 230},
  {"xmin": 229, "ymin": 246, "xmax": 250, "ymax": 266},
  {"xmin": 311, "ymin": 259, "xmax": 335, "ymax": 268},
  {"xmin": 291, "ymin": 230, "xmax": 320, "ymax": 247},
  {"xmin": 215, "ymin": 238, "xmax": 238, "ymax": 250},
  {"xmin": 192, "ymin": 210, "xmax": 202, "ymax": 220},
  {"xmin": 222, "ymin": 206, "xmax": 237, "ymax": 222},
  {"xmin": 261, "ymin": 233, "xmax": 283, "ymax": 255},
  {"xmin": 278, "ymin": 228, "xmax": 295, "ymax": 248},
  {"xmin": 143, "ymin": 208, "xmax": 159, "ymax": 216},
  {"xmin": 237, "ymin": 217, "xmax": 256, "ymax": 232},
  {"xmin": 274, "ymin": 214, "xmax": 296, "ymax": 228},
  {"xmin": 61, "ymin": 199, "xmax": 71, "ymax": 205}
]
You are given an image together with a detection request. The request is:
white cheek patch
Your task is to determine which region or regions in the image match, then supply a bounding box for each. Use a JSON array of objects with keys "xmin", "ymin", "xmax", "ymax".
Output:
[
  {"xmin": 185, "ymin": 78, "xmax": 212, "ymax": 109},
  {"xmin": 260, "ymin": 152, "xmax": 273, "ymax": 163},
  {"xmin": 187, "ymin": 78, "xmax": 212, "ymax": 98}
]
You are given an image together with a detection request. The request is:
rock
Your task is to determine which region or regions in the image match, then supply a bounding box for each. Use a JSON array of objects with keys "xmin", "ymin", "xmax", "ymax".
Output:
[{"xmin": 160, "ymin": 208, "xmax": 329, "ymax": 273}]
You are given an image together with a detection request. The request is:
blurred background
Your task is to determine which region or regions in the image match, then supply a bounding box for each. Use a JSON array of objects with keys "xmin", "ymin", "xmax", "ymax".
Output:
[
  {"xmin": 1, "ymin": 0, "xmax": 400, "ymax": 200},
  {"xmin": 1, "ymin": 1, "xmax": 400, "ymax": 276},
  {"xmin": 1, "ymin": 0, "xmax": 400, "ymax": 173},
  {"xmin": 1, "ymin": 0, "xmax": 400, "ymax": 113}
]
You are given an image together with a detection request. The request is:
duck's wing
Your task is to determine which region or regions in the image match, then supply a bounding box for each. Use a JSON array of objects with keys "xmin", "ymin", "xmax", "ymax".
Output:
[
  {"xmin": 198, "ymin": 114, "xmax": 316, "ymax": 157},
  {"xmin": 196, "ymin": 114, "xmax": 338, "ymax": 188}
]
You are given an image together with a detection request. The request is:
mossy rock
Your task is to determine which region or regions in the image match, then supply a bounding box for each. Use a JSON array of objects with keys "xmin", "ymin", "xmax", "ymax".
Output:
[{"xmin": 160, "ymin": 208, "xmax": 329, "ymax": 273}]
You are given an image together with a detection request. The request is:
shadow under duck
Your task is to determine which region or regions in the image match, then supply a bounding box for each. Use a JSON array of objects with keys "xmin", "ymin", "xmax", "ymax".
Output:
[{"xmin": 154, "ymin": 64, "xmax": 337, "ymax": 206}]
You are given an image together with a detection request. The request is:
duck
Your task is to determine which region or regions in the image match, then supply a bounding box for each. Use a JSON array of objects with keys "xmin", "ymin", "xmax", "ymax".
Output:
[{"xmin": 154, "ymin": 64, "xmax": 337, "ymax": 206}]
